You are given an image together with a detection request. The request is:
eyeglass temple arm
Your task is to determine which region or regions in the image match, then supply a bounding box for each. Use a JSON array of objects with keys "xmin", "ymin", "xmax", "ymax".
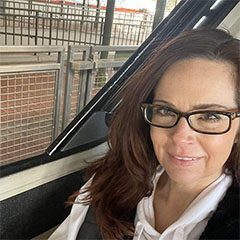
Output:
[
  {"xmin": 228, "ymin": 109, "xmax": 240, "ymax": 119},
  {"xmin": 234, "ymin": 112, "xmax": 240, "ymax": 118}
]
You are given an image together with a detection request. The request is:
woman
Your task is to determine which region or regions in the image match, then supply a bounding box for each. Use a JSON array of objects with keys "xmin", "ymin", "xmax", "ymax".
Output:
[{"xmin": 49, "ymin": 28, "xmax": 239, "ymax": 240}]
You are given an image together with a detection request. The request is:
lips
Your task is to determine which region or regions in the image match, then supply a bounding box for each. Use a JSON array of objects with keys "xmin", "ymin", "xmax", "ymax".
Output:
[
  {"xmin": 168, "ymin": 153, "xmax": 203, "ymax": 166},
  {"xmin": 174, "ymin": 156, "xmax": 199, "ymax": 161}
]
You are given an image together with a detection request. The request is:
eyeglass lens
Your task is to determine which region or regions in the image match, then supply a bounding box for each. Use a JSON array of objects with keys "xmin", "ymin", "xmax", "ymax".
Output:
[{"xmin": 145, "ymin": 105, "xmax": 230, "ymax": 133}]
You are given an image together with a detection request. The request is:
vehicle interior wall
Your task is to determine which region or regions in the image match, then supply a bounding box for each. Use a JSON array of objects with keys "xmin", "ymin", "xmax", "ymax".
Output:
[
  {"xmin": 0, "ymin": 143, "xmax": 108, "ymax": 239},
  {"xmin": 1, "ymin": 170, "xmax": 83, "ymax": 239}
]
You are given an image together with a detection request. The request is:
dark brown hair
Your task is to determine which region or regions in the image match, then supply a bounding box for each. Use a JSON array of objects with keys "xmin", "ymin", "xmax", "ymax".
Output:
[{"xmin": 78, "ymin": 28, "xmax": 240, "ymax": 239}]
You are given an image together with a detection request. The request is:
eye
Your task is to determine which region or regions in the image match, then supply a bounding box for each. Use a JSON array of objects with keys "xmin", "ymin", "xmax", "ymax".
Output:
[
  {"xmin": 154, "ymin": 106, "xmax": 176, "ymax": 116},
  {"xmin": 198, "ymin": 113, "xmax": 222, "ymax": 122}
]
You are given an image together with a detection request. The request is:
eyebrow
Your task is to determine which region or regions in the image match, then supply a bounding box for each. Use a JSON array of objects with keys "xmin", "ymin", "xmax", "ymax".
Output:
[{"xmin": 153, "ymin": 100, "xmax": 230, "ymax": 110}]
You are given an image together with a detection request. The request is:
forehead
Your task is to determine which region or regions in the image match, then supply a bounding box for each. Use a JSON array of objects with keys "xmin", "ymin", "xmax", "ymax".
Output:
[{"xmin": 154, "ymin": 58, "xmax": 237, "ymax": 109}]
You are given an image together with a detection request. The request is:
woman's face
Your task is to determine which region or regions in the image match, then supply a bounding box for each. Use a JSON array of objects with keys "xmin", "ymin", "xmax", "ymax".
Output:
[{"xmin": 150, "ymin": 58, "xmax": 239, "ymax": 186}]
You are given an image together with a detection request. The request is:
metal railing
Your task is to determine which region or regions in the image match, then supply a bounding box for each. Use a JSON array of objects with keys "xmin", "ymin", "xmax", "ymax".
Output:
[
  {"xmin": 0, "ymin": 0, "xmax": 154, "ymax": 46},
  {"xmin": 0, "ymin": 46, "xmax": 65, "ymax": 164},
  {"xmin": 0, "ymin": 4, "xmax": 105, "ymax": 45},
  {"xmin": 0, "ymin": 45, "xmax": 137, "ymax": 165}
]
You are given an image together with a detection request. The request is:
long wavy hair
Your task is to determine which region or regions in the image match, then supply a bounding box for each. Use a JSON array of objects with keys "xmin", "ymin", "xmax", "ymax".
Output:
[{"xmin": 78, "ymin": 28, "xmax": 240, "ymax": 239}]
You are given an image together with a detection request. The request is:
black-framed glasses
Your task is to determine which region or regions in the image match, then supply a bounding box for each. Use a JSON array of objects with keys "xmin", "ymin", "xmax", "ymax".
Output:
[{"xmin": 141, "ymin": 103, "xmax": 240, "ymax": 134}]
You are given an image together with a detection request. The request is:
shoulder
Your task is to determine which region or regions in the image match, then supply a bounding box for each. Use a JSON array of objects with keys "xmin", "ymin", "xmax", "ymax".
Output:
[{"xmin": 200, "ymin": 179, "xmax": 239, "ymax": 239}]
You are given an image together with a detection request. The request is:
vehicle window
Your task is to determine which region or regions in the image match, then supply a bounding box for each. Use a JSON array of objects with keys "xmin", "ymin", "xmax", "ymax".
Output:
[
  {"xmin": 46, "ymin": 0, "xmax": 240, "ymax": 158},
  {"xmin": 0, "ymin": 0, "xmax": 182, "ymax": 166}
]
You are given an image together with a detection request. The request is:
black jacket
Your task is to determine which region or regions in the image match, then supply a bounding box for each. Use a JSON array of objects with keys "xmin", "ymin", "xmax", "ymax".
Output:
[{"xmin": 77, "ymin": 180, "xmax": 239, "ymax": 240}]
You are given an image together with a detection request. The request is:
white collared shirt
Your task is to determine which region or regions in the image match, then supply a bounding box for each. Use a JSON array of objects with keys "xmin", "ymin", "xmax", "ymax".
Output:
[
  {"xmin": 48, "ymin": 168, "xmax": 232, "ymax": 240},
  {"xmin": 133, "ymin": 168, "xmax": 232, "ymax": 240}
]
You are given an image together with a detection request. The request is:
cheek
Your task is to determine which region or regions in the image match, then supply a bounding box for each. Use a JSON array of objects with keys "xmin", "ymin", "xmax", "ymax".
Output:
[
  {"xmin": 235, "ymin": 121, "xmax": 240, "ymax": 143},
  {"xmin": 201, "ymin": 134, "xmax": 236, "ymax": 166},
  {"xmin": 150, "ymin": 128, "xmax": 157, "ymax": 149},
  {"xmin": 150, "ymin": 127, "xmax": 165, "ymax": 145},
  {"xmin": 150, "ymin": 127, "xmax": 168, "ymax": 160}
]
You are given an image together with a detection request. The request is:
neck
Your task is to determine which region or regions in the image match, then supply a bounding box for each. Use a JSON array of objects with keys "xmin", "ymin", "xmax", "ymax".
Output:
[{"xmin": 157, "ymin": 171, "xmax": 222, "ymax": 204}]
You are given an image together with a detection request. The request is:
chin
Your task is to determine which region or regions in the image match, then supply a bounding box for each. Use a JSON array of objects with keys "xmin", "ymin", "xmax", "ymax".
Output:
[
  {"xmin": 160, "ymin": 159, "xmax": 204, "ymax": 185},
  {"xmin": 165, "ymin": 168, "xmax": 202, "ymax": 185}
]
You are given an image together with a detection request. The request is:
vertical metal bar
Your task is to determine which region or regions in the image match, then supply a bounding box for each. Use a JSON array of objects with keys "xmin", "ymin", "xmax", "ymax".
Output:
[
  {"xmin": 52, "ymin": 13, "xmax": 55, "ymax": 38},
  {"xmin": 98, "ymin": 17, "xmax": 103, "ymax": 45},
  {"xmin": 130, "ymin": 25, "xmax": 134, "ymax": 45},
  {"xmin": 0, "ymin": 0, "xmax": 4, "ymax": 14},
  {"xmin": 49, "ymin": 13, "xmax": 53, "ymax": 45},
  {"xmin": 84, "ymin": 21, "xmax": 88, "ymax": 43},
  {"xmin": 42, "ymin": 17, "xmax": 45, "ymax": 45},
  {"xmin": 141, "ymin": 23, "xmax": 146, "ymax": 43},
  {"xmin": 73, "ymin": 10, "xmax": 77, "ymax": 44},
  {"xmin": 123, "ymin": 14, "xmax": 127, "ymax": 45},
  {"xmin": 136, "ymin": 21, "xmax": 141, "ymax": 45},
  {"xmin": 101, "ymin": 0, "xmax": 115, "ymax": 55},
  {"xmin": 112, "ymin": 24, "xmax": 116, "ymax": 45},
  {"xmin": 130, "ymin": 14, "xmax": 134, "ymax": 45},
  {"xmin": 126, "ymin": 23, "xmax": 130, "ymax": 46},
  {"xmin": 29, "ymin": 0, "xmax": 33, "ymax": 14},
  {"xmin": 121, "ymin": 23, "xmax": 125, "ymax": 45},
  {"xmin": 66, "ymin": 5, "xmax": 70, "ymax": 45},
  {"xmin": 84, "ymin": 46, "xmax": 95, "ymax": 105},
  {"xmin": 122, "ymin": 13, "xmax": 126, "ymax": 45},
  {"xmin": 5, "ymin": 14, "xmax": 7, "ymax": 45},
  {"xmin": 79, "ymin": 12, "xmax": 84, "ymax": 44},
  {"xmin": 81, "ymin": 0, "xmax": 85, "ymax": 23},
  {"xmin": 94, "ymin": 15, "xmax": 99, "ymax": 45},
  {"xmin": 133, "ymin": 24, "xmax": 137, "ymax": 45},
  {"xmin": 20, "ymin": 16, "xmax": 23, "ymax": 45},
  {"xmin": 35, "ymin": 11, "xmax": 39, "ymax": 45},
  {"xmin": 68, "ymin": 18, "xmax": 72, "ymax": 45},
  {"xmin": 13, "ymin": 0, "xmax": 15, "ymax": 15},
  {"xmin": 128, "ymin": 16, "xmax": 132, "ymax": 45},
  {"xmin": 94, "ymin": 0, "xmax": 100, "ymax": 29},
  {"xmin": 46, "ymin": 0, "xmax": 50, "ymax": 17},
  {"xmin": 62, "ymin": 17, "xmax": 65, "ymax": 45},
  {"xmin": 114, "ymin": 23, "xmax": 118, "ymax": 45},
  {"xmin": 28, "ymin": 13, "xmax": 30, "ymax": 45},
  {"xmin": 62, "ymin": 45, "xmax": 74, "ymax": 131},
  {"xmin": 118, "ymin": 24, "xmax": 122, "ymax": 45},
  {"xmin": 56, "ymin": 17, "xmax": 59, "ymax": 45},
  {"xmin": 89, "ymin": 22, "xmax": 93, "ymax": 44},
  {"xmin": 84, "ymin": 68, "xmax": 94, "ymax": 105},
  {"xmin": 53, "ymin": 48, "xmax": 65, "ymax": 140},
  {"xmin": 60, "ymin": 0, "xmax": 63, "ymax": 16},
  {"xmin": 13, "ymin": 15, "xmax": 15, "ymax": 45},
  {"xmin": 133, "ymin": 21, "xmax": 138, "ymax": 46},
  {"xmin": 77, "ymin": 47, "xmax": 90, "ymax": 112}
]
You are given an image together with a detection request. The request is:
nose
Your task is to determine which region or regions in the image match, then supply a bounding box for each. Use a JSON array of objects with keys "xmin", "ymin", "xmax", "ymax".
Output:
[{"xmin": 171, "ymin": 117, "xmax": 195, "ymax": 144}]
